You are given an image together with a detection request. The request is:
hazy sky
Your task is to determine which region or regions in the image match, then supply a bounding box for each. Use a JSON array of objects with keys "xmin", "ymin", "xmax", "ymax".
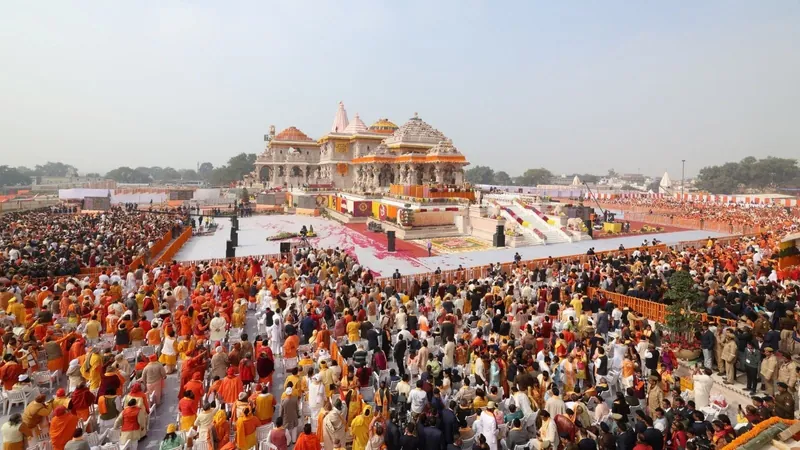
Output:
[{"xmin": 2, "ymin": 2, "xmax": 799, "ymax": 178}]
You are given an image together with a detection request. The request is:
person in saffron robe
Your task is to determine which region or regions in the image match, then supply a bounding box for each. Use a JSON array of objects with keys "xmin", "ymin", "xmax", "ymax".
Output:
[
  {"xmin": 317, "ymin": 402, "xmax": 332, "ymax": 443},
  {"xmin": 0, "ymin": 355, "xmax": 23, "ymax": 390},
  {"xmin": 213, "ymin": 408, "xmax": 231, "ymax": 449},
  {"xmin": 80, "ymin": 348, "xmax": 103, "ymax": 390},
  {"xmin": 254, "ymin": 384, "xmax": 276, "ymax": 424},
  {"xmin": 115, "ymin": 399, "xmax": 147, "ymax": 449},
  {"xmin": 295, "ymin": 424, "xmax": 321, "ymax": 450},
  {"xmin": 50, "ymin": 407, "xmax": 79, "ymax": 450},
  {"xmin": 178, "ymin": 390, "xmax": 198, "ymax": 431},
  {"xmin": 124, "ymin": 382, "xmax": 151, "ymax": 414},
  {"xmin": 284, "ymin": 327, "xmax": 300, "ymax": 359},
  {"xmin": 235, "ymin": 407, "xmax": 260, "ymax": 450},
  {"xmin": 350, "ymin": 405, "xmax": 372, "ymax": 450},
  {"xmin": 239, "ymin": 353, "xmax": 256, "ymax": 386},
  {"xmin": 178, "ymin": 350, "xmax": 207, "ymax": 400},
  {"xmin": 53, "ymin": 388, "xmax": 71, "ymax": 409},
  {"xmin": 184, "ymin": 372, "xmax": 204, "ymax": 409},
  {"xmin": 219, "ymin": 367, "xmax": 244, "ymax": 405},
  {"xmin": 69, "ymin": 382, "xmax": 96, "ymax": 421},
  {"xmin": 20, "ymin": 394, "xmax": 52, "ymax": 438}
]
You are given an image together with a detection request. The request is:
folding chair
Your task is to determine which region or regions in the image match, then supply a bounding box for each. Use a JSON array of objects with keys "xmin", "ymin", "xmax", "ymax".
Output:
[
  {"xmin": 122, "ymin": 347, "xmax": 140, "ymax": 362},
  {"xmin": 257, "ymin": 424, "xmax": 275, "ymax": 450},
  {"xmin": 32, "ymin": 371, "xmax": 57, "ymax": 392}
]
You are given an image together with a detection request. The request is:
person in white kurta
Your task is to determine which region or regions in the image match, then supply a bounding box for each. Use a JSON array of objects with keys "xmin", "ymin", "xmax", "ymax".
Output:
[
  {"xmin": 479, "ymin": 406, "xmax": 499, "ymax": 450},
  {"xmin": 307, "ymin": 375, "xmax": 326, "ymax": 432},
  {"xmin": 209, "ymin": 314, "xmax": 228, "ymax": 342},
  {"xmin": 269, "ymin": 314, "xmax": 284, "ymax": 356},
  {"xmin": 692, "ymin": 368, "xmax": 714, "ymax": 409}
]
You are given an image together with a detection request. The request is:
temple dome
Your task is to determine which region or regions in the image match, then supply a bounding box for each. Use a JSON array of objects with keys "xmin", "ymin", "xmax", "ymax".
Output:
[
  {"xmin": 368, "ymin": 118, "xmax": 398, "ymax": 135},
  {"xmin": 275, "ymin": 126, "xmax": 314, "ymax": 142},
  {"xmin": 343, "ymin": 113, "xmax": 369, "ymax": 134},
  {"xmin": 383, "ymin": 113, "xmax": 446, "ymax": 146}
]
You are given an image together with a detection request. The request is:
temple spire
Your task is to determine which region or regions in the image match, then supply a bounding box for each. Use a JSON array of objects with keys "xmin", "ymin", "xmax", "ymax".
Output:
[{"xmin": 331, "ymin": 101, "xmax": 349, "ymax": 133}]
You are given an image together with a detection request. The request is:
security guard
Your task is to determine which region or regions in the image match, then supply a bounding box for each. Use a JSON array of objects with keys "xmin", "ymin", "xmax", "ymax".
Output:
[{"xmin": 775, "ymin": 382, "xmax": 796, "ymax": 419}]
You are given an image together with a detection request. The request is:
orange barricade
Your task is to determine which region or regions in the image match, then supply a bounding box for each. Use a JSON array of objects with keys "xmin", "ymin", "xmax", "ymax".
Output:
[
  {"xmin": 157, "ymin": 227, "xmax": 193, "ymax": 264},
  {"xmin": 149, "ymin": 230, "xmax": 173, "ymax": 260},
  {"xmin": 587, "ymin": 287, "xmax": 667, "ymax": 323}
]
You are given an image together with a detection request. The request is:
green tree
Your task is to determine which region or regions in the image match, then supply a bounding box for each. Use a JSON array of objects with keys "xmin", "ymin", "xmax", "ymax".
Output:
[
  {"xmin": 695, "ymin": 156, "xmax": 800, "ymax": 193},
  {"xmin": 179, "ymin": 169, "xmax": 199, "ymax": 180},
  {"xmin": 226, "ymin": 153, "xmax": 257, "ymax": 180},
  {"xmin": 0, "ymin": 166, "xmax": 31, "ymax": 186},
  {"xmin": 493, "ymin": 171, "xmax": 512, "ymax": 185},
  {"xmin": 464, "ymin": 166, "xmax": 495, "ymax": 184},
  {"xmin": 105, "ymin": 167, "xmax": 152, "ymax": 183},
  {"xmin": 663, "ymin": 270, "xmax": 706, "ymax": 336},
  {"xmin": 86, "ymin": 172, "xmax": 102, "ymax": 178},
  {"xmin": 34, "ymin": 161, "xmax": 78, "ymax": 177},
  {"xmin": 198, "ymin": 162, "xmax": 214, "ymax": 179},
  {"xmin": 514, "ymin": 168, "xmax": 552, "ymax": 186},
  {"xmin": 160, "ymin": 167, "xmax": 181, "ymax": 181}
]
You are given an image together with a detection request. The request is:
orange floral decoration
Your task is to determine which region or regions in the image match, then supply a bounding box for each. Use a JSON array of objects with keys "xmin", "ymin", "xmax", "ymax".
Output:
[
  {"xmin": 336, "ymin": 163, "xmax": 348, "ymax": 175},
  {"xmin": 718, "ymin": 417, "xmax": 796, "ymax": 450}
]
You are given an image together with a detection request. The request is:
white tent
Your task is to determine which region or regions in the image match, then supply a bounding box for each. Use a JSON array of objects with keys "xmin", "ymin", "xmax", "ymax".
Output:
[
  {"xmin": 659, "ymin": 172, "xmax": 673, "ymax": 194},
  {"xmin": 571, "ymin": 175, "xmax": 581, "ymax": 186}
]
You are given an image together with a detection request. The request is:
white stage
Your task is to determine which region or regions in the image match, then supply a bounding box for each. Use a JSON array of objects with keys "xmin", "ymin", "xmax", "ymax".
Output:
[{"xmin": 175, "ymin": 215, "xmax": 728, "ymax": 276}]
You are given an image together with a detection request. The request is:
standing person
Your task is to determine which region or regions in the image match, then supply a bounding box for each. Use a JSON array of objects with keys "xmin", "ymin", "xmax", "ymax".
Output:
[
  {"xmin": 295, "ymin": 423, "xmax": 322, "ymax": 450},
  {"xmin": 50, "ymin": 407, "xmax": 80, "ymax": 450},
  {"xmin": 323, "ymin": 401, "xmax": 346, "ymax": 450},
  {"xmin": 394, "ymin": 336, "xmax": 407, "ymax": 378},
  {"xmin": 744, "ymin": 341, "xmax": 762, "ymax": 395},
  {"xmin": 774, "ymin": 382, "xmax": 796, "ymax": 419},
  {"xmin": 700, "ymin": 323, "xmax": 715, "ymax": 371},
  {"xmin": 281, "ymin": 387, "xmax": 300, "ymax": 444},
  {"xmin": 115, "ymin": 399, "xmax": 147, "ymax": 450},
  {"xmin": 141, "ymin": 354, "xmax": 167, "ymax": 405},
  {"xmin": 1, "ymin": 414, "xmax": 24, "ymax": 450},
  {"xmin": 692, "ymin": 368, "xmax": 713, "ymax": 409},
  {"xmin": 761, "ymin": 347, "xmax": 778, "ymax": 396},
  {"xmin": 235, "ymin": 408, "xmax": 261, "ymax": 450},
  {"xmin": 721, "ymin": 329, "xmax": 738, "ymax": 385},
  {"xmin": 20, "ymin": 394, "xmax": 52, "ymax": 438},
  {"xmin": 479, "ymin": 403, "xmax": 499, "ymax": 450}
]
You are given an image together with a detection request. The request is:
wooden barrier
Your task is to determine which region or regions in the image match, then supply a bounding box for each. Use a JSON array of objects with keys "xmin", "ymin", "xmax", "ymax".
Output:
[
  {"xmin": 619, "ymin": 212, "xmax": 763, "ymax": 235},
  {"xmin": 375, "ymin": 244, "xmax": 668, "ymax": 293}
]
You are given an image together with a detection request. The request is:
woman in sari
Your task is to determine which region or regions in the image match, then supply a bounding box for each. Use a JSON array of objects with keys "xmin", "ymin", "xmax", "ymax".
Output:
[{"xmin": 561, "ymin": 356, "xmax": 576, "ymax": 394}]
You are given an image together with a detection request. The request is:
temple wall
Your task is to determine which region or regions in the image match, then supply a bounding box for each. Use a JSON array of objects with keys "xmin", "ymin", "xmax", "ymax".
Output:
[{"xmin": 412, "ymin": 211, "xmax": 456, "ymax": 227}]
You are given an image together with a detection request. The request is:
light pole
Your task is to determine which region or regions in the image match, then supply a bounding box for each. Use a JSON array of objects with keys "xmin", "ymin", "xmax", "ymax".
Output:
[{"xmin": 681, "ymin": 159, "xmax": 686, "ymax": 202}]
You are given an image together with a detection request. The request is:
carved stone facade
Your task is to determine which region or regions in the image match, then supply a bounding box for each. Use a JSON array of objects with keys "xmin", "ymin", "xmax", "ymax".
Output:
[{"xmin": 251, "ymin": 103, "xmax": 468, "ymax": 191}]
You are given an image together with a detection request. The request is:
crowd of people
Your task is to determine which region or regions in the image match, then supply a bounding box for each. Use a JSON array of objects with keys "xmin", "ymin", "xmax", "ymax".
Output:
[
  {"xmin": 0, "ymin": 200, "xmax": 799, "ymax": 450},
  {"xmin": 0, "ymin": 206, "xmax": 186, "ymax": 279},
  {"xmin": 603, "ymin": 197, "xmax": 800, "ymax": 238}
]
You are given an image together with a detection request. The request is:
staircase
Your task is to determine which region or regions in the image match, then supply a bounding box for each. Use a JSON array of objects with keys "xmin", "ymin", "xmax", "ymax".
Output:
[
  {"xmin": 495, "ymin": 207, "xmax": 545, "ymax": 244},
  {"xmin": 508, "ymin": 202, "xmax": 573, "ymax": 244}
]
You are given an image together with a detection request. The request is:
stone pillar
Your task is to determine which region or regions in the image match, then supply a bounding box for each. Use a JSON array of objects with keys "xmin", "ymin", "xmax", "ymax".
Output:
[{"xmin": 434, "ymin": 165, "xmax": 444, "ymax": 184}]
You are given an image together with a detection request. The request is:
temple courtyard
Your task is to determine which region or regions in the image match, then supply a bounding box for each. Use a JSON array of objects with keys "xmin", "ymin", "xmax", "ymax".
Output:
[{"xmin": 175, "ymin": 215, "xmax": 728, "ymax": 276}]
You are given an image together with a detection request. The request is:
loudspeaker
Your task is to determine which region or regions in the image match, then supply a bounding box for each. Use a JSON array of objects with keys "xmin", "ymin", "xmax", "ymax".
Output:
[
  {"xmin": 494, "ymin": 224, "xmax": 505, "ymax": 247},
  {"xmin": 230, "ymin": 227, "xmax": 238, "ymax": 247},
  {"xmin": 225, "ymin": 240, "xmax": 235, "ymax": 259},
  {"xmin": 387, "ymin": 231, "xmax": 396, "ymax": 252},
  {"xmin": 280, "ymin": 242, "xmax": 291, "ymax": 254}
]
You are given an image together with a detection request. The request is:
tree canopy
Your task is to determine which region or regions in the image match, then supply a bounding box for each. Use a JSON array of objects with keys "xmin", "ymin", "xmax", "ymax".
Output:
[
  {"xmin": 695, "ymin": 156, "xmax": 800, "ymax": 194},
  {"xmin": 34, "ymin": 161, "xmax": 78, "ymax": 177},
  {"xmin": 514, "ymin": 168, "xmax": 553, "ymax": 187},
  {"xmin": 105, "ymin": 167, "xmax": 152, "ymax": 184},
  {"xmin": 0, "ymin": 166, "xmax": 31, "ymax": 186},
  {"xmin": 208, "ymin": 153, "xmax": 257, "ymax": 186}
]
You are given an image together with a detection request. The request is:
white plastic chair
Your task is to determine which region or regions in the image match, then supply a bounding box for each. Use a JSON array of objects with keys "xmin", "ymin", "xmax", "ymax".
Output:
[
  {"xmin": 256, "ymin": 424, "xmax": 274, "ymax": 450},
  {"xmin": 140, "ymin": 345, "xmax": 157, "ymax": 358},
  {"xmin": 284, "ymin": 357, "xmax": 298, "ymax": 372},
  {"xmin": 4, "ymin": 389, "xmax": 28, "ymax": 415},
  {"xmin": 360, "ymin": 386, "xmax": 375, "ymax": 403},
  {"xmin": 32, "ymin": 370, "xmax": 57, "ymax": 392},
  {"xmin": 122, "ymin": 347, "xmax": 140, "ymax": 362}
]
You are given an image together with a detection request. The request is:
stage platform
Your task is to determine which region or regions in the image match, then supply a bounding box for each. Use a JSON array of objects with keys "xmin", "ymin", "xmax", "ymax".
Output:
[{"xmin": 174, "ymin": 215, "xmax": 729, "ymax": 277}]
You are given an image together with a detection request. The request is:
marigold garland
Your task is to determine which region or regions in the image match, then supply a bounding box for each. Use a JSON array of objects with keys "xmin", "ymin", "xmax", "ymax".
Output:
[{"xmin": 718, "ymin": 417, "xmax": 796, "ymax": 450}]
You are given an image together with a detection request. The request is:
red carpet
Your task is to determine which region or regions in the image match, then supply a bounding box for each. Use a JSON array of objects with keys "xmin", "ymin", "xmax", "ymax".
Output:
[{"xmin": 344, "ymin": 223, "xmax": 433, "ymax": 258}]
